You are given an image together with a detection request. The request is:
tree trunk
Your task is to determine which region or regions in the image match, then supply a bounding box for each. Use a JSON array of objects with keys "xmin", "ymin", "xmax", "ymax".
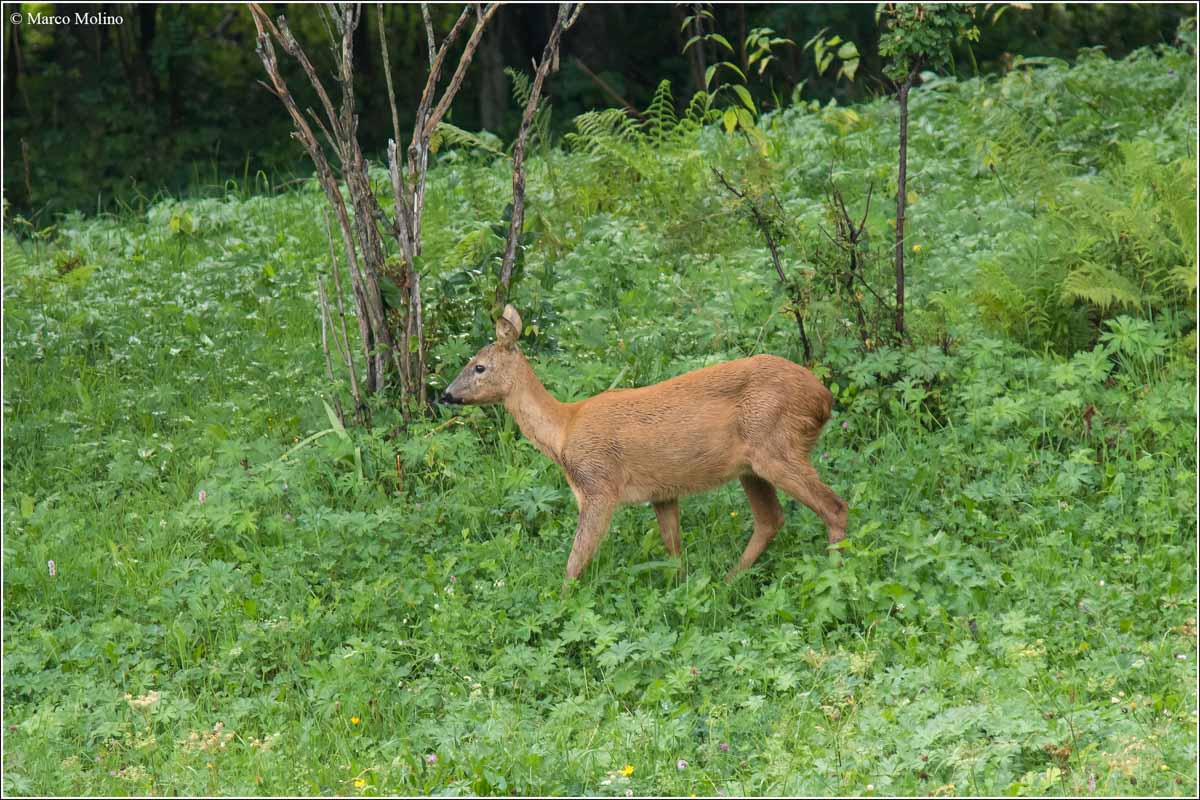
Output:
[
  {"xmin": 671, "ymin": 4, "xmax": 704, "ymax": 93},
  {"xmin": 137, "ymin": 3, "xmax": 159, "ymax": 103},
  {"xmin": 353, "ymin": 6, "xmax": 372, "ymax": 117},
  {"xmin": 737, "ymin": 3, "xmax": 747, "ymax": 75},
  {"xmin": 4, "ymin": 17, "xmax": 28, "ymax": 114},
  {"xmin": 689, "ymin": 6, "xmax": 707, "ymax": 91},
  {"xmin": 894, "ymin": 77, "xmax": 910, "ymax": 339},
  {"xmin": 478, "ymin": 12, "xmax": 506, "ymax": 132}
]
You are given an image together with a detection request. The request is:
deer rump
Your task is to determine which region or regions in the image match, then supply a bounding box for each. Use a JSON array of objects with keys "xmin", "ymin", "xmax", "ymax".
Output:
[{"xmin": 560, "ymin": 354, "xmax": 833, "ymax": 506}]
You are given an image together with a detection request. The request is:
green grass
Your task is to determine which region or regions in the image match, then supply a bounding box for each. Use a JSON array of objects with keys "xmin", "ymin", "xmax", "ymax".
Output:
[{"xmin": 3, "ymin": 43, "xmax": 1197, "ymax": 796}]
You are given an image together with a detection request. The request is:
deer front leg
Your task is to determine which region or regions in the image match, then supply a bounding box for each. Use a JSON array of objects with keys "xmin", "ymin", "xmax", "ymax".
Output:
[
  {"xmin": 652, "ymin": 499, "xmax": 681, "ymax": 557},
  {"xmin": 653, "ymin": 499, "xmax": 687, "ymax": 578},
  {"xmin": 562, "ymin": 498, "xmax": 616, "ymax": 591}
]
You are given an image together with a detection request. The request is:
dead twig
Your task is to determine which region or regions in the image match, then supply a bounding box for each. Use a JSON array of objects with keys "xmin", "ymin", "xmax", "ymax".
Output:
[
  {"xmin": 712, "ymin": 167, "xmax": 812, "ymax": 362},
  {"xmin": 572, "ymin": 57, "xmax": 644, "ymax": 121},
  {"xmin": 323, "ymin": 210, "xmax": 368, "ymax": 426},
  {"xmin": 495, "ymin": 3, "xmax": 583, "ymax": 310}
]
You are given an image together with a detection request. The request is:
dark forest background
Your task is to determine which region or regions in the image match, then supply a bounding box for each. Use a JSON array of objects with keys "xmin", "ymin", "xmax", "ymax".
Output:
[{"xmin": 2, "ymin": 2, "xmax": 1192, "ymax": 219}]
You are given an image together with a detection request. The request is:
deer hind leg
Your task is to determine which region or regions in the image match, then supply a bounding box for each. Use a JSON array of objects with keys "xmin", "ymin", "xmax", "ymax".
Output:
[
  {"xmin": 726, "ymin": 474, "xmax": 787, "ymax": 582},
  {"xmin": 563, "ymin": 498, "xmax": 617, "ymax": 591},
  {"xmin": 751, "ymin": 456, "xmax": 848, "ymax": 550}
]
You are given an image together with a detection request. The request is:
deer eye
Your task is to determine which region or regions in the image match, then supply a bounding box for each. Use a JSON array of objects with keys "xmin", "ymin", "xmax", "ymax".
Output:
[{"xmin": 474, "ymin": 364, "xmax": 487, "ymax": 374}]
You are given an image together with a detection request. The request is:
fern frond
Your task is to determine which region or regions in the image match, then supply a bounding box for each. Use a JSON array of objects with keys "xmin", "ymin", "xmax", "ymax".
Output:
[
  {"xmin": 643, "ymin": 80, "xmax": 679, "ymax": 143},
  {"xmin": 2, "ymin": 234, "xmax": 31, "ymax": 276},
  {"xmin": 565, "ymin": 108, "xmax": 641, "ymax": 151},
  {"xmin": 684, "ymin": 90, "xmax": 718, "ymax": 127},
  {"xmin": 973, "ymin": 259, "xmax": 1029, "ymax": 331},
  {"xmin": 451, "ymin": 226, "xmax": 502, "ymax": 267},
  {"xmin": 505, "ymin": 67, "xmax": 533, "ymax": 108},
  {"xmin": 433, "ymin": 122, "xmax": 505, "ymax": 157},
  {"xmin": 504, "ymin": 67, "xmax": 552, "ymax": 149},
  {"xmin": 1160, "ymin": 157, "xmax": 1197, "ymax": 268},
  {"xmin": 1168, "ymin": 265, "xmax": 1198, "ymax": 294},
  {"xmin": 1060, "ymin": 262, "xmax": 1144, "ymax": 311}
]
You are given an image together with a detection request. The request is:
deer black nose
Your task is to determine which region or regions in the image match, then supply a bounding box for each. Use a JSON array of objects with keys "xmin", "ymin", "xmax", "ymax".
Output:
[{"xmin": 440, "ymin": 391, "xmax": 459, "ymax": 405}]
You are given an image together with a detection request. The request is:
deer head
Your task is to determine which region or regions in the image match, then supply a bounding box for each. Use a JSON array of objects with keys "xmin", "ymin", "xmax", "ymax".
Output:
[{"xmin": 440, "ymin": 305, "xmax": 525, "ymax": 406}]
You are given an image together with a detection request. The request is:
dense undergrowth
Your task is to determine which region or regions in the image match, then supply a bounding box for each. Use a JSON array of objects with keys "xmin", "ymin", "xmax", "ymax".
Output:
[{"xmin": 3, "ymin": 41, "xmax": 1197, "ymax": 796}]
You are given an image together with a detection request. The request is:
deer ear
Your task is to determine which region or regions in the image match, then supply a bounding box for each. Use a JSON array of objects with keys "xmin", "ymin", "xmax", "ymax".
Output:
[{"xmin": 495, "ymin": 304, "xmax": 523, "ymax": 347}]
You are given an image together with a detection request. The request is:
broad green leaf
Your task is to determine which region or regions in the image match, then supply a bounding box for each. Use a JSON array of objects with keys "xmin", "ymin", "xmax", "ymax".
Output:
[
  {"xmin": 719, "ymin": 60, "xmax": 747, "ymax": 82},
  {"xmin": 732, "ymin": 84, "xmax": 756, "ymax": 113},
  {"xmin": 628, "ymin": 560, "xmax": 678, "ymax": 575},
  {"xmin": 323, "ymin": 398, "xmax": 349, "ymax": 441},
  {"xmin": 708, "ymin": 33, "xmax": 734, "ymax": 53},
  {"xmin": 379, "ymin": 276, "xmax": 405, "ymax": 308}
]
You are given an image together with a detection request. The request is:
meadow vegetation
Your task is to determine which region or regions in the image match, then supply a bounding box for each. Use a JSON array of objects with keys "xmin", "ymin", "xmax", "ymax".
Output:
[{"xmin": 3, "ymin": 36, "xmax": 1197, "ymax": 796}]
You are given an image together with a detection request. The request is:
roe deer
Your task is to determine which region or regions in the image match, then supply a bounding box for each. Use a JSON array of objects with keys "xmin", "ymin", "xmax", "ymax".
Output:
[{"xmin": 441, "ymin": 306, "xmax": 848, "ymax": 587}]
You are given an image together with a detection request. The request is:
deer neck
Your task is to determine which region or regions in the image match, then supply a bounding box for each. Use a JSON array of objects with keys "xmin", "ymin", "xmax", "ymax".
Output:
[{"xmin": 503, "ymin": 354, "xmax": 571, "ymax": 465}]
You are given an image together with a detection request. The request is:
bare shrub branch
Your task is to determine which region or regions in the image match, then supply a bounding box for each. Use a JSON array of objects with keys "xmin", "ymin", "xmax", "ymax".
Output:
[
  {"xmin": 251, "ymin": 2, "xmax": 502, "ymax": 419},
  {"xmin": 495, "ymin": 2, "xmax": 583, "ymax": 310}
]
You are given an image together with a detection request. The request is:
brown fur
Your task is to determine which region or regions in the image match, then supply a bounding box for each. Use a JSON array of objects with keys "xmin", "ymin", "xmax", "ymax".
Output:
[{"xmin": 443, "ymin": 306, "xmax": 848, "ymax": 586}]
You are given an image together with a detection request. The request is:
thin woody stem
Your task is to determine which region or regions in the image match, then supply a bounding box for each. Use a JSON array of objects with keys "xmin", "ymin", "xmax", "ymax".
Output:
[{"xmin": 496, "ymin": 3, "xmax": 576, "ymax": 308}]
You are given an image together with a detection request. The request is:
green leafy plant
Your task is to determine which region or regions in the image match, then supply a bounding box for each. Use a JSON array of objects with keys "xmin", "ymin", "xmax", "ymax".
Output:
[
  {"xmin": 679, "ymin": 12, "xmax": 797, "ymax": 155},
  {"xmin": 803, "ymin": 28, "xmax": 861, "ymax": 83}
]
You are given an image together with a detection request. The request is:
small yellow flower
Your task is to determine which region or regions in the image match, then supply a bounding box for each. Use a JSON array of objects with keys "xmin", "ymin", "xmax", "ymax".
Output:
[
  {"xmin": 351, "ymin": 716, "xmax": 361, "ymax": 725},
  {"xmin": 729, "ymin": 511, "xmax": 738, "ymax": 517},
  {"xmin": 619, "ymin": 764, "xmax": 634, "ymax": 777},
  {"xmin": 354, "ymin": 778, "xmax": 368, "ymax": 788},
  {"xmin": 912, "ymin": 244, "xmax": 922, "ymax": 253},
  {"xmin": 206, "ymin": 762, "xmax": 214, "ymax": 770}
]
